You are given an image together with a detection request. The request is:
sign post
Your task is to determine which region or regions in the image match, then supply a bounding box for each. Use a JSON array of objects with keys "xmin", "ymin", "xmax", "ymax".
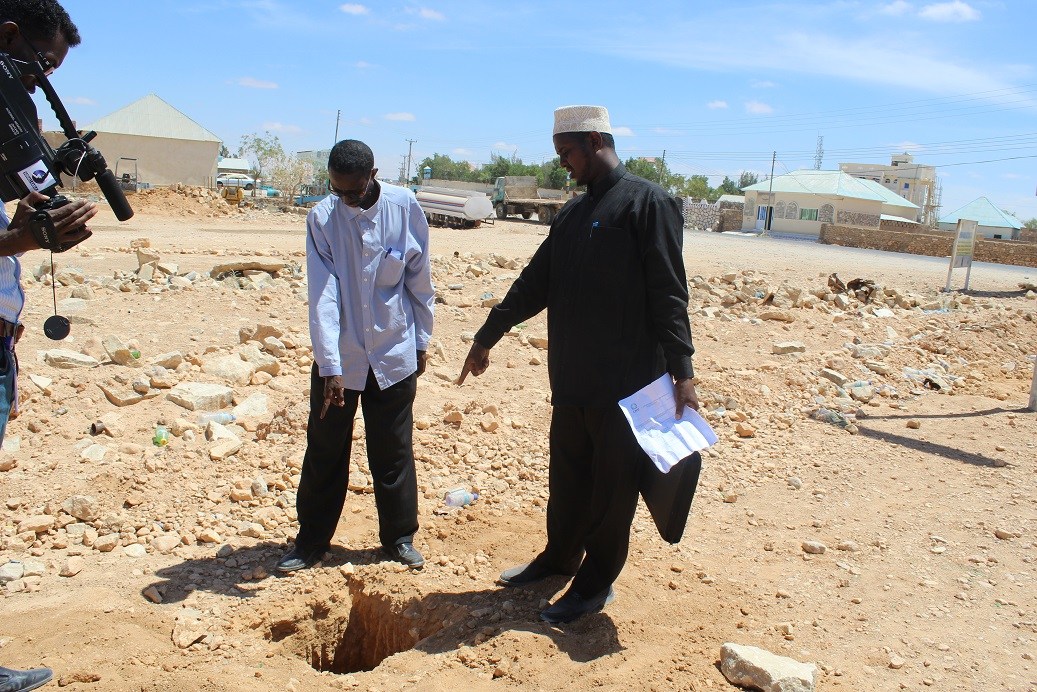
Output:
[
  {"xmin": 945, "ymin": 219, "xmax": 976, "ymax": 292},
  {"xmin": 1029, "ymin": 356, "xmax": 1037, "ymax": 412}
]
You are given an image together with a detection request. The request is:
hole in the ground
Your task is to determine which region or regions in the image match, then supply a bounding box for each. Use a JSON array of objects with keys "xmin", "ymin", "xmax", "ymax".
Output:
[{"xmin": 270, "ymin": 578, "xmax": 455, "ymax": 674}]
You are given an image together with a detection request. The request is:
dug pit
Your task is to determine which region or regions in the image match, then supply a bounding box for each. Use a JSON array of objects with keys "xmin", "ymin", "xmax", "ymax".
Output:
[{"xmin": 267, "ymin": 576, "xmax": 462, "ymax": 674}]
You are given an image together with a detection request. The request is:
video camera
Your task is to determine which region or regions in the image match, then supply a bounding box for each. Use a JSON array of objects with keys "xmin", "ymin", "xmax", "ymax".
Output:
[{"xmin": 0, "ymin": 49, "xmax": 133, "ymax": 242}]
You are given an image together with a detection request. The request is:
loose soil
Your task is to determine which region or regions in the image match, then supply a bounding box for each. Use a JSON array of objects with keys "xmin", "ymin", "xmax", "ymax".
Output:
[{"xmin": 0, "ymin": 191, "xmax": 1035, "ymax": 691}]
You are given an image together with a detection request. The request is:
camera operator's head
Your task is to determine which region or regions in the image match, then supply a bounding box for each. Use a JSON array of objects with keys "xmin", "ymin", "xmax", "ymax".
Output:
[{"xmin": 0, "ymin": 0, "xmax": 79, "ymax": 93}]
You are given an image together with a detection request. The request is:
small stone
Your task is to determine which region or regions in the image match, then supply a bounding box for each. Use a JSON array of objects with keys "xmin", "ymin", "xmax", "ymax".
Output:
[
  {"xmin": 151, "ymin": 534, "xmax": 181, "ymax": 554},
  {"xmin": 62, "ymin": 495, "xmax": 100, "ymax": 522},
  {"xmin": 772, "ymin": 341, "xmax": 806, "ymax": 355},
  {"xmin": 906, "ymin": 419, "xmax": 921, "ymax": 429},
  {"xmin": 720, "ymin": 643, "xmax": 816, "ymax": 692},
  {"xmin": 44, "ymin": 349, "xmax": 99, "ymax": 369},
  {"xmin": 802, "ymin": 540, "xmax": 827, "ymax": 555},
  {"xmin": 93, "ymin": 534, "xmax": 119, "ymax": 552},
  {"xmin": 17, "ymin": 515, "xmax": 54, "ymax": 534},
  {"xmin": 60, "ymin": 556, "xmax": 85, "ymax": 577},
  {"xmin": 143, "ymin": 586, "xmax": 163, "ymax": 603},
  {"xmin": 0, "ymin": 561, "xmax": 25, "ymax": 582},
  {"xmin": 735, "ymin": 422, "xmax": 756, "ymax": 438},
  {"xmin": 123, "ymin": 543, "xmax": 148, "ymax": 559}
]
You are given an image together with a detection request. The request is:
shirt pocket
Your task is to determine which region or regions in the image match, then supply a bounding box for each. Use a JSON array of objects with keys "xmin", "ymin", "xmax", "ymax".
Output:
[{"xmin": 375, "ymin": 252, "xmax": 406, "ymax": 287}]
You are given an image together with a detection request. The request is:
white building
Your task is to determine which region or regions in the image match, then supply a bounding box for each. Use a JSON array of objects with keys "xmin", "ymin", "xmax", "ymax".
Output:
[
  {"xmin": 839, "ymin": 153, "xmax": 936, "ymax": 224},
  {"xmin": 938, "ymin": 197, "xmax": 1024, "ymax": 240},
  {"xmin": 62, "ymin": 94, "xmax": 221, "ymax": 187},
  {"xmin": 740, "ymin": 169, "xmax": 918, "ymax": 237}
]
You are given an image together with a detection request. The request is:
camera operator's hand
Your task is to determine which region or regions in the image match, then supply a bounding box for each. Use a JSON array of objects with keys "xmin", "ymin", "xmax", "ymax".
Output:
[{"xmin": 1, "ymin": 192, "xmax": 97, "ymax": 255}]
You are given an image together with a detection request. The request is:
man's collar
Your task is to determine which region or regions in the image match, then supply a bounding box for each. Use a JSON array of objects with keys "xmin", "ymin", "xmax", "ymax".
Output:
[{"xmin": 588, "ymin": 162, "xmax": 626, "ymax": 199}]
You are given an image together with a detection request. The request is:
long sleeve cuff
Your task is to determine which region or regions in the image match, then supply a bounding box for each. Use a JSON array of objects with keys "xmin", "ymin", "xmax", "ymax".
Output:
[
  {"xmin": 317, "ymin": 364, "xmax": 342, "ymax": 377},
  {"xmin": 669, "ymin": 356, "xmax": 694, "ymax": 381}
]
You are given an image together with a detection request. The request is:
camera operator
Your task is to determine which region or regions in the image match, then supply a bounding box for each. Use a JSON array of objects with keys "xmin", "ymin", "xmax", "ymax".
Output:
[{"xmin": 0, "ymin": 1, "xmax": 96, "ymax": 690}]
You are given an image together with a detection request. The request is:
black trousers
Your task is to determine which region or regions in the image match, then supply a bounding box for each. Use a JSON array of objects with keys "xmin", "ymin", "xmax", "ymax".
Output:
[
  {"xmin": 535, "ymin": 404, "xmax": 645, "ymax": 597},
  {"xmin": 294, "ymin": 365, "xmax": 419, "ymax": 552}
]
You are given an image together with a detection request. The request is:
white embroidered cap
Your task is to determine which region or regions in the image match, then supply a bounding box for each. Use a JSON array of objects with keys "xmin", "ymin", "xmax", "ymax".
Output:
[{"xmin": 553, "ymin": 105, "xmax": 612, "ymax": 136}]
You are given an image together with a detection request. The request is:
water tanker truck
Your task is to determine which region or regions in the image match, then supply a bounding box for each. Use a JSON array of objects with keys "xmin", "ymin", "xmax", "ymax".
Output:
[
  {"xmin": 415, "ymin": 186, "xmax": 494, "ymax": 229},
  {"xmin": 491, "ymin": 176, "xmax": 566, "ymax": 225}
]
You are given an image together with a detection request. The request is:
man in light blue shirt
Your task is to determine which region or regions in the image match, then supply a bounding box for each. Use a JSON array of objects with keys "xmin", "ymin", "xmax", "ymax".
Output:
[{"xmin": 278, "ymin": 139, "xmax": 435, "ymax": 572}]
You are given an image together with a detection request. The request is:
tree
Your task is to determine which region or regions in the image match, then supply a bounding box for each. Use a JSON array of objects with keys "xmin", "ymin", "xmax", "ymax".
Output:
[
  {"xmin": 268, "ymin": 155, "xmax": 315, "ymax": 197},
  {"xmin": 219, "ymin": 144, "xmax": 230, "ymax": 158},
  {"xmin": 239, "ymin": 131, "xmax": 286, "ymax": 180},
  {"xmin": 1025, "ymin": 218, "xmax": 1037, "ymax": 230},
  {"xmin": 715, "ymin": 176, "xmax": 741, "ymax": 197},
  {"xmin": 737, "ymin": 171, "xmax": 760, "ymax": 189}
]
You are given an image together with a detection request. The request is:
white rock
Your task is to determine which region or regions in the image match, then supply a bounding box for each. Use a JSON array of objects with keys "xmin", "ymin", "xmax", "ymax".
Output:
[
  {"xmin": 123, "ymin": 543, "xmax": 148, "ymax": 558},
  {"xmin": 62, "ymin": 495, "xmax": 100, "ymax": 522},
  {"xmin": 720, "ymin": 642, "xmax": 817, "ymax": 692},
  {"xmin": 201, "ymin": 355, "xmax": 256, "ymax": 386},
  {"xmin": 232, "ymin": 392, "xmax": 269, "ymax": 419},
  {"xmin": 0, "ymin": 561, "xmax": 24, "ymax": 582},
  {"xmin": 44, "ymin": 349, "xmax": 99, "ymax": 369},
  {"xmin": 772, "ymin": 342, "xmax": 806, "ymax": 355},
  {"xmin": 79, "ymin": 444, "xmax": 108, "ymax": 462},
  {"xmin": 167, "ymin": 382, "xmax": 234, "ymax": 411}
]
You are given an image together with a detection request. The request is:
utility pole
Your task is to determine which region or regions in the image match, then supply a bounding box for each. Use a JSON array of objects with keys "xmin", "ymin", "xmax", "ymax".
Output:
[
  {"xmin": 813, "ymin": 135, "xmax": 824, "ymax": 170},
  {"xmin": 405, "ymin": 139, "xmax": 417, "ymax": 184},
  {"xmin": 333, "ymin": 110, "xmax": 341, "ymax": 147},
  {"xmin": 765, "ymin": 151, "xmax": 776, "ymax": 234},
  {"xmin": 399, "ymin": 155, "xmax": 407, "ymax": 185},
  {"xmin": 659, "ymin": 149, "xmax": 666, "ymax": 184}
]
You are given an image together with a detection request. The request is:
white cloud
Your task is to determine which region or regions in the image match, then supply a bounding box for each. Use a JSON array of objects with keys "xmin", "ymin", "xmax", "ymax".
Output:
[
  {"xmin": 918, "ymin": 1, "xmax": 980, "ymax": 22},
  {"xmin": 355, "ymin": 60, "xmax": 374, "ymax": 69},
  {"xmin": 653, "ymin": 127, "xmax": 680, "ymax": 134},
  {"xmin": 706, "ymin": 100, "xmax": 728, "ymax": 109},
  {"xmin": 745, "ymin": 100, "xmax": 773, "ymax": 115},
  {"xmin": 1001, "ymin": 172, "xmax": 1023, "ymax": 180},
  {"xmin": 262, "ymin": 121, "xmax": 302, "ymax": 133},
  {"xmin": 340, "ymin": 3, "xmax": 369, "ymax": 15},
  {"xmin": 384, "ymin": 112, "xmax": 416, "ymax": 121},
  {"xmin": 893, "ymin": 140, "xmax": 924, "ymax": 151},
  {"xmin": 237, "ymin": 77, "xmax": 278, "ymax": 89},
  {"xmin": 751, "ymin": 80, "xmax": 776, "ymax": 88},
  {"xmin": 879, "ymin": 1, "xmax": 913, "ymax": 16},
  {"xmin": 69, "ymin": 96, "xmax": 96, "ymax": 105},
  {"xmin": 612, "ymin": 126, "xmax": 635, "ymax": 137},
  {"xmin": 359, "ymin": 117, "xmax": 373, "ymax": 125},
  {"xmin": 418, "ymin": 7, "xmax": 445, "ymax": 20},
  {"xmin": 453, "ymin": 148, "xmax": 473, "ymax": 157},
  {"xmin": 493, "ymin": 141, "xmax": 519, "ymax": 152}
]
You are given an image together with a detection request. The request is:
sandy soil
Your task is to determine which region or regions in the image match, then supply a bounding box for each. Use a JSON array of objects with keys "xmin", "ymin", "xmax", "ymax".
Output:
[{"xmin": 0, "ymin": 189, "xmax": 1035, "ymax": 691}]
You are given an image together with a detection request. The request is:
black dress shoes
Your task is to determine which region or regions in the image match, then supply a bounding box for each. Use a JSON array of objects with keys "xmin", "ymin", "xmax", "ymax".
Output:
[
  {"xmin": 383, "ymin": 542, "xmax": 424, "ymax": 569},
  {"xmin": 0, "ymin": 665, "xmax": 53, "ymax": 692},
  {"xmin": 276, "ymin": 545, "xmax": 325, "ymax": 572},
  {"xmin": 498, "ymin": 554, "xmax": 582, "ymax": 587},
  {"xmin": 540, "ymin": 585, "xmax": 615, "ymax": 624}
]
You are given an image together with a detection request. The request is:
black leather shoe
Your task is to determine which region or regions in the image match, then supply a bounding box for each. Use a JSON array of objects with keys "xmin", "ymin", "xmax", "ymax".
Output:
[
  {"xmin": 540, "ymin": 585, "xmax": 615, "ymax": 624},
  {"xmin": 498, "ymin": 555, "xmax": 581, "ymax": 587},
  {"xmin": 276, "ymin": 546, "xmax": 325, "ymax": 572},
  {"xmin": 0, "ymin": 666, "xmax": 53, "ymax": 692},
  {"xmin": 383, "ymin": 542, "xmax": 424, "ymax": 569}
]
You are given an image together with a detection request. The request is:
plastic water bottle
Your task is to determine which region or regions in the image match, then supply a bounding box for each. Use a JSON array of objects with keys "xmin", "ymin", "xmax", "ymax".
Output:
[
  {"xmin": 197, "ymin": 412, "xmax": 236, "ymax": 425},
  {"xmin": 153, "ymin": 425, "xmax": 170, "ymax": 447},
  {"xmin": 443, "ymin": 487, "xmax": 478, "ymax": 507}
]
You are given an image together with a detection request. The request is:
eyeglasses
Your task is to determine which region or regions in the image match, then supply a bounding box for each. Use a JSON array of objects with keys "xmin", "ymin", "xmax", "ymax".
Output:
[
  {"xmin": 328, "ymin": 176, "xmax": 372, "ymax": 202},
  {"xmin": 20, "ymin": 33, "xmax": 56, "ymax": 76}
]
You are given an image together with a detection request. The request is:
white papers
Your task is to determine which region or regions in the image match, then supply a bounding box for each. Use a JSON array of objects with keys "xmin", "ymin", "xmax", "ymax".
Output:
[{"xmin": 618, "ymin": 373, "xmax": 718, "ymax": 473}]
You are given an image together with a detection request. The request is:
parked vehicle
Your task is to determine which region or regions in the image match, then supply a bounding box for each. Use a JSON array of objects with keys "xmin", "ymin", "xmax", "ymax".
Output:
[
  {"xmin": 216, "ymin": 173, "xmax": 255, "ymax": 190},
  {"xmin": 491, "ymin": 176, "xmax": 566, "ymax": 224},
  {"xmin": 415, "ymin": 186, "xmax": 493, "ymax": 228}
]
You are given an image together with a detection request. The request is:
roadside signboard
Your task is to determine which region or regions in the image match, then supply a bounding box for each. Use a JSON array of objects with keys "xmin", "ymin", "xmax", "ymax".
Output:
[{"xmin": 945, "ymin": 218, "xmax": 977, "ymax": 292}]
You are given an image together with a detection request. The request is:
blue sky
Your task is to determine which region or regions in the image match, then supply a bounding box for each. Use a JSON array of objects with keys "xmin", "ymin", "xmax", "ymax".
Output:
[{"xmin": 47, "ymin": 0, "xmax": 1037, "ymax": 220}]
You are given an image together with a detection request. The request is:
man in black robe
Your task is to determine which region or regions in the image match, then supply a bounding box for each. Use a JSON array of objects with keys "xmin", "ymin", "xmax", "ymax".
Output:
[{"xmin": 458, "ymin": 105, "xmax": 698, "ymax": 623}]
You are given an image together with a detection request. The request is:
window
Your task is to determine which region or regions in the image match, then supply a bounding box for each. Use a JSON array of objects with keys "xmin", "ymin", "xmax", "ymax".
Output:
[
  {"xmin": 903, "ymin": 183, "xmax": 909, "ymax": 189},
  {"xmin": 757, "ymin": 205, "xmax": 767, "ymax": 220},
  {"xmin": 799, "ymin": 208, "xmax": 818, "ymax": 221}
]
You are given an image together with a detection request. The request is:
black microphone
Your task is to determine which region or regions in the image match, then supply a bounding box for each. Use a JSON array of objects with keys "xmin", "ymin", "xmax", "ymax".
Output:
[{"xmin": 94, "ymin": 168, "xmax": 134, "ymax": 221}]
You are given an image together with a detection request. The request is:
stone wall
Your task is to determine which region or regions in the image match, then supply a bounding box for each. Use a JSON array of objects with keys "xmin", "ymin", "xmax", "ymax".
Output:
[
  {"xmin": 819, "ymin": 224, "xmax": 1037, "ymax": 268},
  {"xmin": 683, "ymin": 201, "xmax": 720, "ymax": 231},
  {"xmin": 719, "ymin": 208, "xmax": 743, "ymax": 232},
  {"xmin": 879, "ymin": 218, "xmax": 925, "ymax": 233},
  {"xmin": 1020, "ymin": 228, "xmax": 1037, "ymax": 243}
]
